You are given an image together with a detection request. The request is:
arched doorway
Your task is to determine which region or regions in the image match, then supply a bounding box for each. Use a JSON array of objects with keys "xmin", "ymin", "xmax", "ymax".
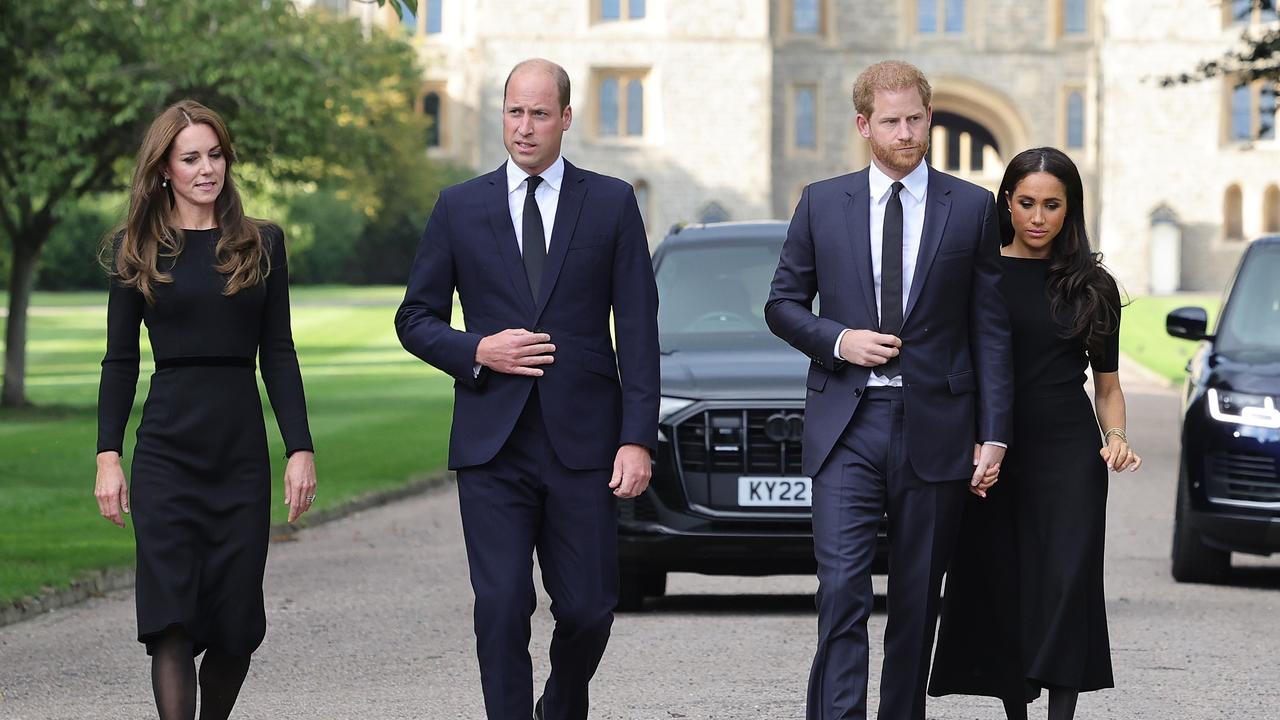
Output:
[{"xmin": 928, "ymin": 78, "xmax": 1030, "ymax": 192}]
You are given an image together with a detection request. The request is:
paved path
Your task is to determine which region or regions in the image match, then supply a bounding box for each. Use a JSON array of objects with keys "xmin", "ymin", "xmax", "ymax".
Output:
[{"xmin": 2, "ymin": 368, "xmax": 1278, "ymax": 719}]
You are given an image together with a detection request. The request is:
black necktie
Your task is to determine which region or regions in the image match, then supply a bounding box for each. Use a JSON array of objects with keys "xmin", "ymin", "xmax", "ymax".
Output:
[
  {"xmin": 880, "ymin": 181, "xmax": 904, "ymax": 379},
  {"xmin": 522, "ymin": 175, "xmax": 545, "ymax": 299}
]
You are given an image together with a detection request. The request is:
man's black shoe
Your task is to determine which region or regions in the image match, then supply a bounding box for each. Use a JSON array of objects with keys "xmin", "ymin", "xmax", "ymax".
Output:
[{"xmin": 534, "ymin": 695, "xmax": 545, "ymax": 720}]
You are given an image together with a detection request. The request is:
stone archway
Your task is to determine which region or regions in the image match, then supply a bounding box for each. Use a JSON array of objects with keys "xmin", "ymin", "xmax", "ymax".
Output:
[{"xmin": 927, "ymin": 77, "xmax": 1031, "ymax": 192}]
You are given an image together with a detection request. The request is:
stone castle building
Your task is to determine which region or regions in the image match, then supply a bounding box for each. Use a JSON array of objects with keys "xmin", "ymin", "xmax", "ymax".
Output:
[{"xmin": 307, "ymin": 0, "xmax": 1280, "ymax": 294}]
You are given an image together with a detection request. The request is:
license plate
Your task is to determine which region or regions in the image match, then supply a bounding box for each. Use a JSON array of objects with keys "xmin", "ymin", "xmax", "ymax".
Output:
[{"xmin": 738, "ymin": 476, "xmax": 812, "ymax": 507}]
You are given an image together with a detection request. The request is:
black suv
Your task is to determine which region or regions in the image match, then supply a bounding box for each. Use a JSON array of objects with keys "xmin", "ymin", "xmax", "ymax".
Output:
[
  {"xmin": 617, "ymin": 221, "xmax": 888, "ymax": 610},
  {"xmin": 1167, "ymin": 235, "xmax": 1280, "ymax": 583}
]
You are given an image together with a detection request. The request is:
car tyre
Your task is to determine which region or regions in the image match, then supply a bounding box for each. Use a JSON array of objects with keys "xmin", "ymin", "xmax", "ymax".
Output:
[
  {"xmin": 1171, "ymin": 463, "xmax": 1231, "ymax": 584},
  {"xmin": 617, "ymin": 569, "xmax": 664, "ymax": 612}
]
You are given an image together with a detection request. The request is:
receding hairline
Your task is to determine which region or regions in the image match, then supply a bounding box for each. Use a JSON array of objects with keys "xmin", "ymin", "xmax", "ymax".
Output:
[{"xmin": 503, "ymin": 58, "xmax": 572, "ymax": 111}]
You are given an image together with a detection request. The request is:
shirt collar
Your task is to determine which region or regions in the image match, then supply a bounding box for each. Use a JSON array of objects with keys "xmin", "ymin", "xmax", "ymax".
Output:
[
  {"xmin": 506, "ymin": 155, "xmax": 565, "ymax": 195},
  {"xmin": 868, "ymin": 158, "xmax": 928, "ymax": 204}
]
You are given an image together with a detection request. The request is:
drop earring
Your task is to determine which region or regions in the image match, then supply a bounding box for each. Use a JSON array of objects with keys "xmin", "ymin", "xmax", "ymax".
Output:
[{"xmin": 162, "ymin": 177, "xmax": 169, "ymax": 188}]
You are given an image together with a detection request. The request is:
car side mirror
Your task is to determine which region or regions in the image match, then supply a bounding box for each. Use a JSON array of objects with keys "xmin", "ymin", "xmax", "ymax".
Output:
[{"xmin": 1166, "ymin": 306, "xmax": 1211, "ymax": 341}]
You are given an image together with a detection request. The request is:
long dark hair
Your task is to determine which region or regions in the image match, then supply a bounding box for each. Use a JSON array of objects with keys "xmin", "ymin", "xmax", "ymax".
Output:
[{"xmin": 996, "ymin": 147, "xmax": 1121, "ymax": 351}]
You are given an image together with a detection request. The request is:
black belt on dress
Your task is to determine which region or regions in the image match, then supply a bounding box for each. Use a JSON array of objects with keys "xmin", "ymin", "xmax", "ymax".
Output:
[{"xmin": 155, "ymin": 356, "xmax": 255, "ymax": 371}]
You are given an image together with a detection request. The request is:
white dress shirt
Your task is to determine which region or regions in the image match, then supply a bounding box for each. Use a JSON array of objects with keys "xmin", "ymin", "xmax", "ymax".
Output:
[
  {"xmin": 836, "ymin": 159, "xmax": 929, "ymax": 387},
  {"xmin": 506, "ymin": 154, "xmax": 564, "ymax": 254}
]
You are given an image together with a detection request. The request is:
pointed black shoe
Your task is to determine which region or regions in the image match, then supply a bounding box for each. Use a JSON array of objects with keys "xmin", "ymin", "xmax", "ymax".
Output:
[{"xmin": 534, "ymin": 695, "xmax": 545, "ymax": 720}]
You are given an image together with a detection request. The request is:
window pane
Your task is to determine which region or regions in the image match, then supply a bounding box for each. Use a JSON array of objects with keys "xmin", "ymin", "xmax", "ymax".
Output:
[
  {"xmin": 1232, "ymin": 83, "xmax": 1253, "ymax": 140},
  {"xmin": 795, "ymin": 87, "xmax": 816, "ymax": 148},
  {"xmin": 626, "ymin": 79, "xmax": 644, "ymax": 136},
  {"xmin": 1067, "ymin": 91, "xmax": 1085, "ymax": 148},
  {"xmin": 629, "ymin": 0, "xmax": 646, "ymax": 19},
  {"xmin": 426, "ymin": 0, "xmax": 441, "ymax": 32},
  {"xmin": 1232, "ymin": 0, "xmax": 1252, "ymax": 23},
  {"xmin": 400, "ymin": 0, "xmax": 417, "ymax": 33},
  {"xmin": 793, "ymin": 0, "xmax": 820, "ymax": 33},
  {"xmin": 1260, "ymin": 82, "xmax": 1276, "ymax": 140},
  {"xmin": 600, "ymin": 77, "xmax": 619, "ymax": 136},
  {"xmin": 1065, "ymin": 0, "xmax": 1087, "ymax": 33},
  {"xmin": 917, "ymin": 0, "xmax": 937, "ymax": 32},
  {"xmin": 423, "ymin": 92, "xmax": 441, "ymax": 147},
  {"xmin": 945, "ymin": 0, "xmax": 964, "ymax": 33},
  {"xmin": 601, "ymin": 0, "xmax": 620, "ymax": 20}
]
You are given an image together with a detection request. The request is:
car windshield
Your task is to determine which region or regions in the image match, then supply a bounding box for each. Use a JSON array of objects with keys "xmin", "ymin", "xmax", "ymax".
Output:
[
  {"xmin": 655, "ymin": 240, "xmax": 789, "ymax": 352},
  {"xmin": 1217, "ymin": 243, "xmax": 1280, "ymax": 355}
]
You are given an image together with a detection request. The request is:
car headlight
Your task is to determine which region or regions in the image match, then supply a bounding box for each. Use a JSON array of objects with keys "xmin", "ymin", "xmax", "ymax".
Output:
[
  {"xmin": 659, "ymin": 396, "xmax": 695, "ymax": 423},
  {"xmin": 1206, "ymin": 388, "xmax": 1280, "ymax": 429}
]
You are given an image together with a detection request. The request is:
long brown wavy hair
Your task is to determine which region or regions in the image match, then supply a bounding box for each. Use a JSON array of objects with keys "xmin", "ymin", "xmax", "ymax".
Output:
[{"xmin": 104, "ymin": 99, "xmax": 268, "ymax": 303}]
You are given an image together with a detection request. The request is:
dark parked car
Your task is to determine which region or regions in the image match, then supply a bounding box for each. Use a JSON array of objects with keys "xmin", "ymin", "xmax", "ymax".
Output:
[
  {"xmin": 1166, "ymin": 235, "xmax": 1280, "ymax": 583},
  {"xmin": 616, "ymin": 221, "xmax": 888, "ymax": 610}
]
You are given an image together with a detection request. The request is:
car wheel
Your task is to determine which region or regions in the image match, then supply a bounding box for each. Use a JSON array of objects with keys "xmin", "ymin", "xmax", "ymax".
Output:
[
  {"xmin": 617, "ymin": 569, "xmax": 664, "ymax": 612},
  {"xmin": 1171, "ymin": 463, "xmax": 1231, "ymax": 584}
]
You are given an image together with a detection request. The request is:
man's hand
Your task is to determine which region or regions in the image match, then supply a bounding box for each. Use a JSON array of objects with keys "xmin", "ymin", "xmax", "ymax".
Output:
[
  {"xmin": 970, "ymin": 443, "xmax": 1005, "ymax": 498},
  {"xmin": 475, "ymin": 329, "xmax": 555, "ymax": 376},
  {"xmin": 609, "ymin": 444, "xmax": 652, "ymax": 499},
  {"xmin": 839, "ymin": 329, "xmax": 901, "ymax": 368}
]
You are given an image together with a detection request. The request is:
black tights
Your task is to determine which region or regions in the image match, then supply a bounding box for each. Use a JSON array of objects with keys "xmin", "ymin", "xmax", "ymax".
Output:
[
  {"xmin": 150, "ymin": 626, "xmax": 252, "ymax": 720},
  {"xmin": 1003, "ymin": 688, "xmax": 1080, "ymax": 720}
]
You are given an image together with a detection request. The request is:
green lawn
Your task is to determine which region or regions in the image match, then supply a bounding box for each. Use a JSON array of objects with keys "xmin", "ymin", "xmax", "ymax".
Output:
[
  {"xmin": 1119, "ymin": 293, "xmax": 1221, "ymax": 384},
  {"xmin": 0, "ymin": 286, "xmax": 454, "ymax": 604}
]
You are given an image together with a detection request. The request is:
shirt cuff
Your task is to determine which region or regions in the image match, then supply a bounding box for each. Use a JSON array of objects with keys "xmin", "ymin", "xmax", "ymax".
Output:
[
  {"xmin": 983, "ymin": 441, "xmax": 1008, "ymax": 449},
  {"xmin": 834, "ymin": 328, "xmax": 850, "ymax": 363}
]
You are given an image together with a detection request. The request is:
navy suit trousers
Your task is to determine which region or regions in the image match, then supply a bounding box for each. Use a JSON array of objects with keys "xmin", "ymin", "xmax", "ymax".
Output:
[
  {"xmin": 456, "ymin": 390, "xmax": 618, "ymax": 720},
  {"xmin": 807, "ymin": 387, "xmax": 967, "ymax": 720}
]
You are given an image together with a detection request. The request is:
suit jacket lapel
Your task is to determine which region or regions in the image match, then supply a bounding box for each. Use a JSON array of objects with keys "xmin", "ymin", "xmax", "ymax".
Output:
[
  {"xmin": 842, "ymin": 170, "xmax": 880, "ymax": 330},
  {"xmin": 905, "ymin": 167, "xmax": 952, "ymax": 323},
  {"xmin": 534, "ymin": 160, "xmax": 586, "ymax": 319},
  {"xmin": 485, "ymin": 162, "xmax": 537, "ymax": 315}
]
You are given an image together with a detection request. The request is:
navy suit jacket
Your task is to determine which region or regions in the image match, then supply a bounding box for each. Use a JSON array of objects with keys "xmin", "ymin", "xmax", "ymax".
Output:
[
  {"xmin": 395, "ymin": 160, "xmax": 660, "ymax": 471},
  {"xmin": 765, "ymin": 165, "xmax": 1013, "ymax": 481}
]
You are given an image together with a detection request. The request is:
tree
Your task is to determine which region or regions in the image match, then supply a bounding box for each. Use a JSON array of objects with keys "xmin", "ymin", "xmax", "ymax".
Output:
[
  {"xmin": 1162, "ymin": 1, "xmax": 1280, "ymax": 87},
  {"xmin": 0, "ymin": 0, "xmax": 424, "ymax": 407}
]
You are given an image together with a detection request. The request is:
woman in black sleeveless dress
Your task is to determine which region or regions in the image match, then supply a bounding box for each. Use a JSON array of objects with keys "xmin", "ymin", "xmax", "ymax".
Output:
[
  {"xmin": 929, "ymin": 148, "xmax": 1142, "ymax": 720},
  {"xmin": 93, "ymin": 100, "xmax": 316, "ymax": 720}
]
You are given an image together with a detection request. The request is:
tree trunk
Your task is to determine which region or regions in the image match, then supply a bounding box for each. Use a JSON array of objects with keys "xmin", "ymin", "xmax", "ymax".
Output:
[{"xmin": 2, "ymin": 232, "xmax": 48, "ymax": 408}]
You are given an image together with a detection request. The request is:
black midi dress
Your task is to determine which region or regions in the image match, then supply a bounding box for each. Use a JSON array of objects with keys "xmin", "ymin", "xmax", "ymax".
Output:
[
  {"xmin": 929, "ymin": 256, "xmax": 1119, "ymax": 702},
  {"xmin": 97, "ymin": 226, "xmax": 312, "ymax": 656}
]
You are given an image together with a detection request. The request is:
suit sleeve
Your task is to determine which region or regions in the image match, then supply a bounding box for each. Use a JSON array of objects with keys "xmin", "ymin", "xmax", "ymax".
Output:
[
  {"xmin": 611, "ymin": 188, "xmax": 660, "ymax": 453},
  {"xmin": 764, "ymin": 185, "xmax": 849, "ymax": 371},
  {"xmin": 395, "ymin": 192, "xmax": 485, "ymax": 387},
  {"xmin": 970, "ymin": 192, "xmax": 1013, "ymax": 445}
]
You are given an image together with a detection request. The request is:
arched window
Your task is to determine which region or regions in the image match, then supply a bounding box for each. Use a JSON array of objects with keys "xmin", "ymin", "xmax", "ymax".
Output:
[
  {"xmin": 1225, "ymin": 184, "xmax": 1244, "ymax": 240},
  {"xmin": 699, "ymin": 202, "xmax": 730, "ymax": 224},
  {"xmin": 422, "ymin": 91, "xmax": 441, "ymax": 148},
  {"xmin": 1264, "ymin": 184, "xmax": 1280, "ymax": 234}
]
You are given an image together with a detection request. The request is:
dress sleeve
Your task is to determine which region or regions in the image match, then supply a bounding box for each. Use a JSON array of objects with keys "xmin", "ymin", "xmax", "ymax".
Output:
[
  {"xmin": 258, "ymin": 227, "xmax": 314, "ymax": 456},
  {"xmin": 1087, "ymin": 274, "xmax": 1121, "ymax": 374},
  {"xmin": 96, "ymin": 274, "xmax": 144, "ymax": 456}
]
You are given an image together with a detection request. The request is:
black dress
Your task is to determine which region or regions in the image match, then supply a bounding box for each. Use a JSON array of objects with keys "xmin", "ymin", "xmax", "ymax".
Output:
[
  {"xmin": 97, "ymin": 226, "xmax": 312, "ymax": 657},
  {"xmin": 929, "ymin": 256, "xmax": 1119, "ymax": 702}
]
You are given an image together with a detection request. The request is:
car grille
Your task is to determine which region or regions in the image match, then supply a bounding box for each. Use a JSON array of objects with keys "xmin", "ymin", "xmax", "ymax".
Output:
[
  {"xmin": 1204, "ymin": 453, "xmax": 1280, "ymax": 505},
  {"xmin": 674, "ymin": 409, "xmax": 804, "ymax": 476}
]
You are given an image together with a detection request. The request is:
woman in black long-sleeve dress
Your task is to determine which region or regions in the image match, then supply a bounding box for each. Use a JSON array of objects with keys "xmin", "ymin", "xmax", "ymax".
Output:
[
  {"xmin": 93, "ymin": 100, "xmax": 316, "ymax": 720},
  {"xmin": 929, "ymin": 148, "xmax": 1141, "ymax": 720}
]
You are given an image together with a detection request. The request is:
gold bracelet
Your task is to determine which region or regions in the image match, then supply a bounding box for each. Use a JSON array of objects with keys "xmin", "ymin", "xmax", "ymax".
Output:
[{"xmin": 1104, "ymin": 427, "xmax": 1127, "ymax": 443}]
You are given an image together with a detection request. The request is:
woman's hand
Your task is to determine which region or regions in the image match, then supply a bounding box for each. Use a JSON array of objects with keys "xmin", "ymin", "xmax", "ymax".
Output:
[
  {"xmin": 1100, "ymin": 436, "xmax": 1142, "ymax": 472},
  {"xmin": 95, "ymin": 452, "xmax": 130, "ymax": 528},
  {"xmin": 284, "ymin": 450, "xmax": 317, "ymax": 524}
]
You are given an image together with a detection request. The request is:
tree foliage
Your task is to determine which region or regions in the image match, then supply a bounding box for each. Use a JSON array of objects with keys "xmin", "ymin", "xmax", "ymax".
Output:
[
  {"xmin": 0, "ymin": 0, "xmax": 436, "ymax": 406},
  {"xmin": 1162, "ymin": 0, "xmax": 1280, "ymax": 86}
]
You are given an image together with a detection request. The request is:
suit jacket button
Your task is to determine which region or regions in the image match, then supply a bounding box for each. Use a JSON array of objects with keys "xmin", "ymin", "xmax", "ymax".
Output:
[{"xmin": 854, "ymin": 388, "xmax": 862, "ymax": 397}]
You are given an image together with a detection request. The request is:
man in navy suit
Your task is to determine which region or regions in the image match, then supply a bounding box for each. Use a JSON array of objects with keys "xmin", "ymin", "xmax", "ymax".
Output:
[
  {"xmin": 765, "ymin": 60, "xmax": 1013, "ymax": 720},
  {"xmin": 395, "ymin": 58, "xmax": 659, "ymax": 720}
]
